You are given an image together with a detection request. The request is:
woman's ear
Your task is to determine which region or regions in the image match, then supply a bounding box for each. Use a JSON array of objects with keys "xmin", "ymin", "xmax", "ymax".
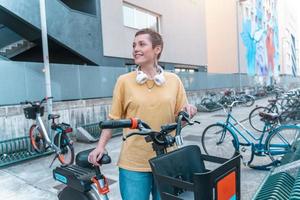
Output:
[{"xmin": 154, "ymin": 45, "xmax": 162, "ymax": 56}]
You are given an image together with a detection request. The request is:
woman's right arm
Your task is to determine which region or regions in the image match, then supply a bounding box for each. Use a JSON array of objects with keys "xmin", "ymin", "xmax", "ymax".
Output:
[{"xmin": 88, "ymin": 128, "xmax": 113, "ymax": 166}]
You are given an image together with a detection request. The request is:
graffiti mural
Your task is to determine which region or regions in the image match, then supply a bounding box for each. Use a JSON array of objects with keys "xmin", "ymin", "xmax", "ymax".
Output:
[{"xmin": 240, "ymin": 0, "xmax": 279, "ymax": 81}]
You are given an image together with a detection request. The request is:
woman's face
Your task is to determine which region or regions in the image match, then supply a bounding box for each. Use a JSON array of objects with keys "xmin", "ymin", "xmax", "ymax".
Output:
[{"xmin": 132, "ymin": 34, "xmax": 160, "ymax": 66}]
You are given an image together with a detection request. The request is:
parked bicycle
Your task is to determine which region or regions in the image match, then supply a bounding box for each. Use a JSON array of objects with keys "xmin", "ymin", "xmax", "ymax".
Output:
[
  {"xmin": 53, "ymin": 111, "xmax": 241, "ymax": 200},
  {"xmin": 201, "ymin": 101, "xmax": 300, "ymax": 170},
  {"xmin": 219, "ymin": 89, "xmax": 255, "ymax": 107},
  {"xmin": 198, "ymin": 91, "xmax": 223, "ymax": 111},
  {"xmin": 249, "ymin": 89, "xmax": 300, "ymax": 132},
  {"xmin": 21, "ymin": 97, "xmax": 74, "ymax": 165}
]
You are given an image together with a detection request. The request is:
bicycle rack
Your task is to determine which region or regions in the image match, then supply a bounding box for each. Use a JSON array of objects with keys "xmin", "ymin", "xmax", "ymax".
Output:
[
  {"xmin": 253, "ymin": 139, "xmax": 300, "ymax": 200},
  {"xmin": 254, "ymin": 172, "xmax": 295, "ymax": 200},
  {"xmin": 0, "ymin": 136, "xmax": 54, "ymax": 168},
  {"xmin": 76, "ymin": 123, "xmax": 122, "ymax": 142}
]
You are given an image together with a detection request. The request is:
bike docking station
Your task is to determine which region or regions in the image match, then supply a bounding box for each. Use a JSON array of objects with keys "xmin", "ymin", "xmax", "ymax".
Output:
[
  {"xmin": 0, "ymin": 102, "xmax": 54, "ymax": 168},
  {"xmin": 0, "ymin": 136, "xmax": 54, "ymax": 168},
  {"xmin": 149, "ymin": 145, "xmax": 241, "ymax": 200},
  {"xmin": 0, "ymin": 97, "xmax": 74, "ymax": 168}
]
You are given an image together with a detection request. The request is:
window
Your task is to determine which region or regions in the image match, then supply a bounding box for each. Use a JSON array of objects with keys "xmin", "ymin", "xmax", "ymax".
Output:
[
  {"xmin": 123, "ymin": 3, "xmax": 160, "ymax": 32},
  {"xmin": 174, "ymin": 64, "xmax": 204, "ymax": 73}
]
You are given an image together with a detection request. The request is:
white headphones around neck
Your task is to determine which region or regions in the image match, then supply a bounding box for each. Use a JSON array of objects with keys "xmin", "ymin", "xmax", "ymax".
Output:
[{"xmin": 136, "ymin": 65, "xmax": 165, "ymax": 86}]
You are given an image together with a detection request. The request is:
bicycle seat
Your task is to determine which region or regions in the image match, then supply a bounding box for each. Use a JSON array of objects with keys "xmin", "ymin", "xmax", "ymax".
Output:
[
  {"xmin": 75, "ymin": 148, "xmax": 111, "ymax": 169},
  {"xmin": 259, "ymin": 112, "xmax": 279, "ymax": 121},
  {"xmin": 48, "ymin": 114, "xmax": 60, "ymax": 120}
]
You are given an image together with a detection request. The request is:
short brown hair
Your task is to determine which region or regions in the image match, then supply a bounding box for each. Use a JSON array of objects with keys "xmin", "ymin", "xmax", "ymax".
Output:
[{"xmin": 135, "ymin": 28, "xmax": 163, "ymax": 59}]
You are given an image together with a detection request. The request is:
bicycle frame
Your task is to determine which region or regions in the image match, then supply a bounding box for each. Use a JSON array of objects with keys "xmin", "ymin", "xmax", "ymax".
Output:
[
  {"xmin": 35, "ymin": 113, "xmax": 61, "ymax": 153},
  {"xmin": 222, "ymin": 110, "xmax": 272, "ymax": 152}
]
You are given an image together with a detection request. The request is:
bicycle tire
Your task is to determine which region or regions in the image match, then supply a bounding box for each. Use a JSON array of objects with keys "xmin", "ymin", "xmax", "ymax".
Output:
[
  {"xmin": 248, "ymin": 106, "xmax": 272, "ymax": 132},
  {"xmin": 29, "ymin": 124, "xmax": 46, "ymax": 153},
  {"xmin": 54, "ymin": 134, "xmax": 75, "ymax": 165},
  {"xmin": 200, "ymin": 98, "xmax": 214, "ymax": 109},
  {"xmin": 201, "ymin": 124, "xmax": 238, "ymax": 159},
  {"xmin": 242, "ymin": 95, "xmax": 255, "ymax": 107},
  {"xmin": 265, "ymin": 125, "xmax": 300, "ymax": 165}
]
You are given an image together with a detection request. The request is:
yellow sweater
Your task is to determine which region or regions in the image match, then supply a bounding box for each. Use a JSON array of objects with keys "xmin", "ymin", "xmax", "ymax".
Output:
[{"xmin": 109, "ymin": 71, "xmax": 187, "ymax": 172}]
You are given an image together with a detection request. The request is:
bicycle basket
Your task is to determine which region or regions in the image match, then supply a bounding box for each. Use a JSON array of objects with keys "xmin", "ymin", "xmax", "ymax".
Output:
[{"xmin": 23, "ymin": 106, "xmax": 44, "ymax": 119}]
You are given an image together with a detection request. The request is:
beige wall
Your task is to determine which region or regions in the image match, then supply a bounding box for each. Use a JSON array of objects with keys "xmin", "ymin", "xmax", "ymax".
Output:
[
  {"xmin": 100, "ymin": 0, "xmax": 207, "ymax": 66},
  {"xmin": 277, "ymin": 0, "xmax": 299, "ymax": 76},
  {"xmin": 205, "ymin": 0, "xmax": 239, "ymax": 74}
]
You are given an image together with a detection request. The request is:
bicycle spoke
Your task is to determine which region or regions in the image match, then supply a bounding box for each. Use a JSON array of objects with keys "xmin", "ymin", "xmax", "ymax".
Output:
[{"xmin": 202, "ymin": 124, "xmax": 237, "ymax": 159}]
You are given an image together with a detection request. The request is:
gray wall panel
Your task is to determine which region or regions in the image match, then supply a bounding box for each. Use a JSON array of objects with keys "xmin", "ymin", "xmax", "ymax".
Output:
[
  {"xmin": 0, "ymin": 61, "xmax": 26, "ymax": 104},
  {"xmin": 51, "ymin": 64, "xmax": 80, "ymax": 100},
  {"xmin": 79, "ymin": 66, "xmax": 127, "ymax": 98},
  {"xmin": 24, "ymin": 63, "xmax": 46, "ymax": 101}
]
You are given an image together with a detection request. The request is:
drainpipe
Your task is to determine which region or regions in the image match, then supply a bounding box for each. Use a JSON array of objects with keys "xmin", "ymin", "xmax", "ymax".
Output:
[
  {"xmin": 236, "ymin": 0, "xmax": 242, "ymax": 91},
  {"xmin": 39, "ymin": 0, "xmax": 53, "ymax": 136},
  {"xmin": 236, "ymin": 0, "xmax": 247, "ymax": 91}
]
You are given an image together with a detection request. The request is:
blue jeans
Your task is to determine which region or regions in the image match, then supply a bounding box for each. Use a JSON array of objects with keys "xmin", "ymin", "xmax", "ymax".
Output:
[{"xmin": 119, "ymin": 168, "xmax": 161, "ymax": 200}]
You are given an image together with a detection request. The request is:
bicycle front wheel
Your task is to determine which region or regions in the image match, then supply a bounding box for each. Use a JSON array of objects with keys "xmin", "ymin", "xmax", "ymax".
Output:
[
  {"xmin": 266, "ymin": 125, "xmax": 300, "ymax": 165},
  {"xmin": 29, "ymin": 124, "xmax": 46, "ymax": 153},
  {"xmin": 54, "ymin": 134, "xmax": 75, "ymax": 165},
  {"xmin": 201, "ymin": 124, "xmax": 238, "ymax": 159}
]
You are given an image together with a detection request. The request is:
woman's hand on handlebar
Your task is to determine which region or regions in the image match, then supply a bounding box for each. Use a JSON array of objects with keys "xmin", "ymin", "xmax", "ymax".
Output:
[
  {"xmin": 88, "ymin": 147, "xmax": 106, "ymax": 166},
  {"xmin": 182, "ymin": 104, "xmax": 197, "ymax": 118}
]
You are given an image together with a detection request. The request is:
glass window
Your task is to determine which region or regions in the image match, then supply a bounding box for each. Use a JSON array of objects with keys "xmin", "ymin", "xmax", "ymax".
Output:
[
  {"xmin": 123, "ymin": 5, "xmax": 135, "ymax": 28},
  {"xmin": 122, "ymin": 3, "xmax": 160, "ymax": 32},
  {"xmin": 135, "ymin": 9, "xmax": 148, "ymax": 29}
]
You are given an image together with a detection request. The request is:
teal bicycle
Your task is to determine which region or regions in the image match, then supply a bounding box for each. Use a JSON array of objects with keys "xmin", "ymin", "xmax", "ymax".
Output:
[{"xmin": 201, "ymin": 101, "xmax": 300, "ymax": 169}]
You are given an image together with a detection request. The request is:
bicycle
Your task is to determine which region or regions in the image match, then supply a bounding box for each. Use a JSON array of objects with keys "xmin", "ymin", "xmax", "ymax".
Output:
[
  {"xmin": 53, "ymin": 111, "xmax": 241, "ymax": 200},
  {"xmin": 201, "ymin": 101, "xmax": 300, "ymax": 170},
  {"xmin": 249, "ymin": 91, "xmax": 300, "ymax": 132},
  {"xmin": 199, "ymin": 91, "xmax": 223, "ymax": 111},
  {"xmin": 21, "ymin": 97, "xmax": 75, "ymax": 165},
  {"xmin": 219, "ymin": 89, "xmax": 255, "ymax": 107}
]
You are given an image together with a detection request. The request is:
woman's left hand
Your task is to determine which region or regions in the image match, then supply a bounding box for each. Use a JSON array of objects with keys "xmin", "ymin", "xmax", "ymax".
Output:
[{"xmin": 182, "ymin": 104, "xmax": 197, "ymax": 118}]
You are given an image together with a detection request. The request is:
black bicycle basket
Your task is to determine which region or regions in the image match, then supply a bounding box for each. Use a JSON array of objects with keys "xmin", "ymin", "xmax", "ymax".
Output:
[{"xmin": 23, "ymin": 106, "xmax": 44, "ymax": 119}]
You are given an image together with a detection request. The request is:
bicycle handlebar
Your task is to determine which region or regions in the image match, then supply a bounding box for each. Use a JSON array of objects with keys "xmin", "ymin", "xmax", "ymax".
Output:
[
  {"xmin": 41, "ymin": 96, "xmax": 53, "ymax": 104},
  {"xmin": 99, "ymin": 111, "xmax": 193, "ymax": 132},
  {"xmin": 98, "ymin": 111, "xmax": 199, "ymax": 148},
  {"xmin": 99, "ymin": 119, "xmax": 140, "ymax": 129},
  {"xmin": 20, "ymin": 97, "xmax": 53, "ymax": 106},
  {"xmin": 218, "ymin": 100, "xmax": 244, "ymax": 113}
]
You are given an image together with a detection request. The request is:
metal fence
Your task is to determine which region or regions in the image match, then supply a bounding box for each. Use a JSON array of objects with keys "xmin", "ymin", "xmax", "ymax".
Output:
[
  {"xmin": 0, "ymin": 60, "xmax": 284, "ymax": 106},
  {"xmin": 0, "ymin": 61, "xmax": 127, "ymax": 105}
]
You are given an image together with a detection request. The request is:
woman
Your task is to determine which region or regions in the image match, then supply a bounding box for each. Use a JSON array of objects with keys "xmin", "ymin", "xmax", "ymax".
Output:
[{"xmin": 88, "ymin": 28, "xmax": 197, "ymax": 200}]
